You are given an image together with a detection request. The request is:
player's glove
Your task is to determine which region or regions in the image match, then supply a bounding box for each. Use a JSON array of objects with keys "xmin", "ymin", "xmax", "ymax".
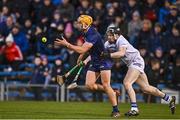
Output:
[{"xmin": 100, "ymin": 51, "xmax": 111, "ymax": 59}]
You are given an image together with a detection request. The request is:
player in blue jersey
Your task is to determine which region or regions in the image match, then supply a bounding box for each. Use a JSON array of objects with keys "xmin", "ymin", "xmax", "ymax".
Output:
[{"xmin": 55, "ymin": 15, "xmax": 120, "ymax": 118}]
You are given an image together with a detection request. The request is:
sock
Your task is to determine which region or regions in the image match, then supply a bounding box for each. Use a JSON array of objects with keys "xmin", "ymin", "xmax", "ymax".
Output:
[
  {"xmin": 131, "ymin": 102, "xmax": 138, "ymax": 111},
  {"xmin": 112, "ymin": 105, "xmax": 119, "ymax": 112},
  {"xmin": 163, "ymin": 94, "xmax": 171, "ymax": 102}
]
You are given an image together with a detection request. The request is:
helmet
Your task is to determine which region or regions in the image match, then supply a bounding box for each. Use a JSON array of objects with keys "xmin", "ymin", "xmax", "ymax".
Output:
[
  {"xmin": 106, "ymin": 27, "xmax": 121, "ymax": 35},
  {"xmin": 77, "ymin": 15, "xmax": 93, "ymax": 27}
]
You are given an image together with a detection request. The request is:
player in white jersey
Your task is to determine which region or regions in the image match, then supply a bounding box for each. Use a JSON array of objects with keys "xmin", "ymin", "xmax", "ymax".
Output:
[{"xmin": 102, "ymin": 27, "xmax": 176, "ymax": 116}]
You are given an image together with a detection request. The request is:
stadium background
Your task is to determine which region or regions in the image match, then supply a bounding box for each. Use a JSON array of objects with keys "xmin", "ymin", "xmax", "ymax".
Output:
[{"xmin": 0, "ymin": 0, "xmax": 180, "ymax": 118}]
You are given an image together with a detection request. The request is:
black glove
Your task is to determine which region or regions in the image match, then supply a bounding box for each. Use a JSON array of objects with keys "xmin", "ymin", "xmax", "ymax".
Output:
[{"xmin": 100, "ymin": 51, "xmax": 111, "ymax": 59}]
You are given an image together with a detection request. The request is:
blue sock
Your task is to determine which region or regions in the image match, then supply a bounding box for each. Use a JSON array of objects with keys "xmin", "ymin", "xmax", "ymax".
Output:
[
  {"xmin": 112, "ymin": 105, "xmax": 119, "ymax": 112},
  {"xmin": 131, "ymin": 102, "xmax": 138, "ymax": 109},
  {"xmin": 163, "ymin": 94, "xmax": 170, "ymax": 102}
]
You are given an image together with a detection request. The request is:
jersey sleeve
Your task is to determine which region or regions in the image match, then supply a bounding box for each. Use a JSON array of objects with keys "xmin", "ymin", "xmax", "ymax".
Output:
[
  {"xmin": 104, "ymin": 41, "xmax": 108, "ymax": 49},
  {"xmin": 116, "ymin": 35, "xmax": 128, "ymax": 49},
  {"xmin": 85, "ymin": 34, "xmax": 97, "ymax": 45}
]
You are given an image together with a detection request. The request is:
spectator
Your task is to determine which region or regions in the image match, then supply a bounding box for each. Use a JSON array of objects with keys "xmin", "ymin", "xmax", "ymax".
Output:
[
  {"xmin": 0, "ymin": 33, "xmax": 23, "ymax": 70},
  {"xmin": 139, "ymin": 45, "xmax": 150, "ymax": 71},
  {"xmin": 38, "ymin": 0, "xmax": 55, "ymax": 27},
  {"xmin": 64, "ymin": 22, "xmax": 75, "ymax": 44},
  {"xmin": 172, "ymin": 56, "xmax": 180, "ymax": 90},
  {"xmin": 31, "ymin": 0, "xmax": 43, "ymax": 23},
  {"xmin": 128, "ymin": 11, "xmax": 142, "ymax": 47},
  {"xmin": 0, "ymin": 33, "xmax": 5, "ymax": 64},
  {"xmin": 164, "ymin": 5, "xmax": 178, "ymax": 32},
  {"xmin": 152, "ymin": 47, "xmax": 168, "ymax": 83},
  {"xmin": 0, "ymin": 16, "xmax": 14, "ymax": 36},
  {"xmin": 150, "ymin": 23, "xmax": 168, "ymax": 53},
  {"xmin": 12, "ymin": 24, "xmax": 29, "ymax": 54},
  {"xmin": 75, "ymin": 0, "xmax": 91, "ymax": 18},
  {"xmin": 143, "ymin": 0, "xmax": 159, "ymax": 23},
  {"xmin": 51, "ymin": 57, "xmax": 63, "ymax": 82},
  {"xmin": 102, "ymin": 5, "xmax": 115, "ymax": 34},
  {"xmin": 158, "ymin": 0, "xmax": 171, "ymax": 25},
  {"xmin": 168, "ymin": 23, "xmax": 180, "ymax": 63},
  {"xmin": 57, "ymin": 0, "xmax": 75, "ymax": 21},
  {"xmin": 0, "ymin": 6, "xmax": 10, "ymax": 23},
  {"xmin": 110, "ymin": 14, "xmax": 128, "ymax": 37},
  {"xmin": 90, "ymin": 0, "xmax": 105, "ymax": 31},
  {"xmin": 30, "ymin": 55, "xmax": 44, "ymax": 100},
  {"xmin": 41, "ymin": 55, "xmax": 51, "ymax": 87},
  {"xmin": 137, "ymin": 19, "xmax": 152, "ymax": 50},
  {"xmin": 124, "ymin": 0, "xmax": 139, "ymax": 22},
  {"xmin": 23, "ymin": 19, "xmax": 36, "ymax": 55},
  {"xmin": 146, "ymin": 58, "xmax": 161, "ymax": 102}
]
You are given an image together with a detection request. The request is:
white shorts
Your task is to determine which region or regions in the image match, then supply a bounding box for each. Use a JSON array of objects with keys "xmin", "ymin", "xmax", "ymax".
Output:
[{"xmin": 128, "ymin": 56, "xmax": 145, "ymax": 73}]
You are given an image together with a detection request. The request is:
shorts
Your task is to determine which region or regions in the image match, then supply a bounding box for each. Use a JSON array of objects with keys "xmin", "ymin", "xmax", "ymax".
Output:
[
  {"xmin": 88, "ymin": 60, "xmax": 112, "ymax": 72},
  {"xmin": 128, "ymin": 56, "xmax": 145, "ymax": 73}
]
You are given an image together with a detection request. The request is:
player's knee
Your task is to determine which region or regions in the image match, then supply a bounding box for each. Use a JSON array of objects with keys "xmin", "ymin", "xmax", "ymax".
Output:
[
  {"xmin": 85, "ymin": 83, "xmax": 95, "ymax": 90},
  {"xmin": 102, "ymin": 83, "xmax": 111, "ymax": 90},
  {"xmin": 123, "ymin": 81, "xmax": 132, "ymax": 90}
]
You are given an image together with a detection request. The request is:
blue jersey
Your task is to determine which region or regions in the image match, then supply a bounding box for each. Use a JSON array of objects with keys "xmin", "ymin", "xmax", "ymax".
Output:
[
  {"xmin": 84, "ymin": 26, "xmax": 112, "ymax": 72},
  {"xmin": 84, "ymin": 26, "xmax": 105, "ymax": 63}
]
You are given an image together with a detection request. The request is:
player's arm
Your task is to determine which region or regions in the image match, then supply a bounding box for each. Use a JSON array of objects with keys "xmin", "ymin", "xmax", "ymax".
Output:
[
  {"xmin": 101, "ymin": 46, "xmax": 126, "ymax": 59},
  {"xmin": 110, "ymin": 46, "xmax": 126, "ymax": 58},
  {"xmin": 55, "ymin": 37, "xmax": 93, "ymax": 54},
  {"xmin": 77, "ymin": 53, "xmax": 85, "ymax": 64}
]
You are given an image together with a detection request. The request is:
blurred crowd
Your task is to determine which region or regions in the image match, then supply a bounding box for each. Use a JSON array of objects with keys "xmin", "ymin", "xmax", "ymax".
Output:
[{"xmin": 0, "ymin": 0, "xmax": 179, "ymax": 90}]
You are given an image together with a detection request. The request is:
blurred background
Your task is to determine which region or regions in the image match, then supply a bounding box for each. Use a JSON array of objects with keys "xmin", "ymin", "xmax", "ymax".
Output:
[{"xmin": 0, "ymin": 0, "xmax": 179, "ymax": 103}]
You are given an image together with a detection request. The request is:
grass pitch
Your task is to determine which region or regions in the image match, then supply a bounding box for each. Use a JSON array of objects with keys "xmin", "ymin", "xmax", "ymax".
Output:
[{"xmin": 0, "ymin": 101, "xmax": 179, "ymax": 119}]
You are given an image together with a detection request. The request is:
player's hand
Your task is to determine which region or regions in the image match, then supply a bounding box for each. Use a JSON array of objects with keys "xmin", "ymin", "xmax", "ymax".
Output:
[
  {"xmin": 100, "ymin": 51, "xmax": 111, "ymax": 59},
  {"xmin": 78, "ymin": 61, "xmax": 85, "ymax": 67},
  {"xmin": 55, "ymin": 36, "xmax": 69, "ymax": 47}
]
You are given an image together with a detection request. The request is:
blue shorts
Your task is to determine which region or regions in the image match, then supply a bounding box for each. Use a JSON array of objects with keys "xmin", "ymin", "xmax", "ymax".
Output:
[{"xmin": 88, "ymin": 60, "xmax": 112, "ymax": 72}]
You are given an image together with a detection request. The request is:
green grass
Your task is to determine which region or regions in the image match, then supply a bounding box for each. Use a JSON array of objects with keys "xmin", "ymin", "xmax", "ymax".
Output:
[{"xmin": 0, "ymin": 101, "xmax": 179, "ymax": 119}]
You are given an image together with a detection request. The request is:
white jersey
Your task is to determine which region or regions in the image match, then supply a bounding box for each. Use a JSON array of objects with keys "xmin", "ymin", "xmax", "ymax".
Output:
[{"xmin": 104, "ymin": 35, "xmax": 145, "ymax": 73}]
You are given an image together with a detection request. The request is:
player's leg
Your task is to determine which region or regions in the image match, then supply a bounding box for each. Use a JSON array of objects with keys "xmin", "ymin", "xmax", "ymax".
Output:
[
  {"xmin": 123, "ymin": 67, "xmax": 140, "ymax": 114},
  {"xmin": 136, "ymin": 73, "xmax": 176, "ymax": 114},
  {"xmin": 85, "ymin": 70, "xmax": 104, "ymax": 91},
  {"xmin": 100, "ymin": 70, "xmax": 120, "ymax": 117}
]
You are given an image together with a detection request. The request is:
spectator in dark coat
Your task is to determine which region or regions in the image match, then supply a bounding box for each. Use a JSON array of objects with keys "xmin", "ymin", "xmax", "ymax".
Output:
[
  {"xmin": 124, "ymin": 0, "xmax": 140, "ymax": 22},
  {"xmin": 30, "ymin": 55, "xmax": 44, "ymax": 100},
  {"xmin": 51, "ymin": 57, "xmax": 63, "ymax": 82},
  {"xmin": 89, "ymin": 0, "xmax": 105, "ymax": 32},
  {"xmin": 137, "ymin": 19, "xmax": 152, "ymax": 50},
  {"xmin": 23, "ymin": 19, "xmax": 36, "ymax": 55},
  {"xmin": 41, "ymin": 55, "xmax": 51, "ymax": 87},
  {"xmin": 146, "ymin": 58, "xmax": 161, "ymax": 103},
  {"xmin": 150, "ymin": 23, "xmax": 168, "ymax": 53},
  {"xmin": 173, "ymin": 56, "xmax": 180, "ymax": 90},
  {"xmin": 38, "ymin": 0, "xmax": 55, "ymax": 27},
  {"xmin": 0, "ymin": 6, "xmax": 10, "ymax": 23},
  {"xmin": 12, "ymin": 0, "xmax": 31, "ymax": 24},
  {"xmin": 75, "ymin": 0, "xmax": 91, "ymax": 18},
  {"xmin": 31, "ymin": 0, "xmax": 43, "ymax": 23},
  {"xmin": 57, "ymin": 0, "xmax": 75, "ymax": 21},
  {"xmin": 0, "ymin": 16, "xmax": 14, "ymax": 37},
  {"xmin": 168, "ymin": 24, "xmax": 180, "ymax": 63},
  {"xmin": 164, "ymin": 5, "xmax": 178, "ymax": 32}
]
